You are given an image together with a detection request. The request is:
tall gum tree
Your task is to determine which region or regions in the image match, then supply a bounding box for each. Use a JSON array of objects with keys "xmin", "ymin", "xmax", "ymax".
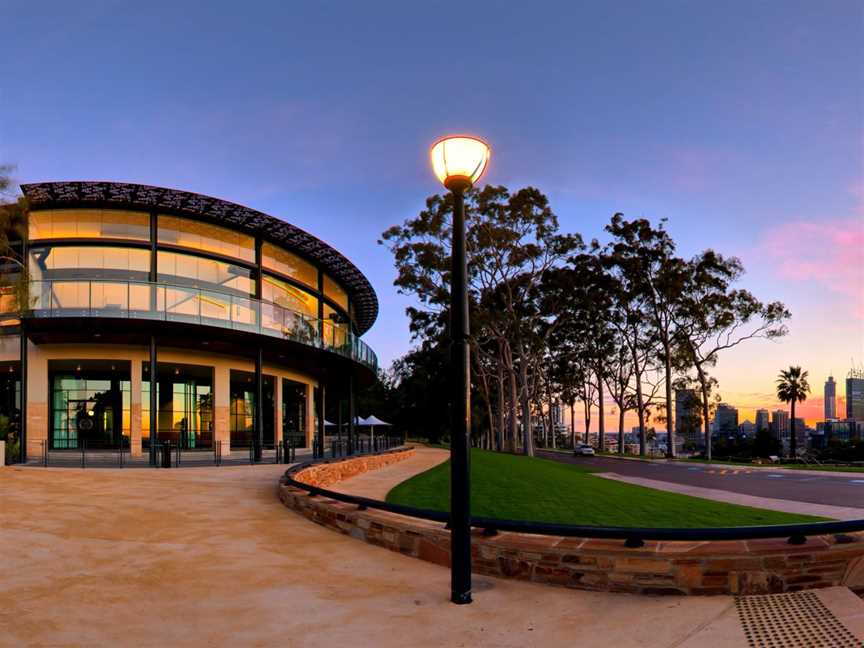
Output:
[
  {"xmin": 672, "ymin": 251, "xmax": 789, "ymax": 461},
  {"xmin": 381, "ymin": 185, "xmax": 580, "ymax": 457}
]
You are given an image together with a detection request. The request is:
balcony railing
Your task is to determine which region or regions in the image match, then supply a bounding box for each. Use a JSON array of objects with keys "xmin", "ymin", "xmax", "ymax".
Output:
[{"xmin": 23, "ymin": 279, "xmax": 378, "ymax": 372}]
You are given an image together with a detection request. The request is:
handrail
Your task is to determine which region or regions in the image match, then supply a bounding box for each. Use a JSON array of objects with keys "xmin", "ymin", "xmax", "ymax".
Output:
[
  {"xmin": 20, "ymin": 278, "xmax": 378, "ymax": 371},
  {"xmin": 283, "ymin": 452, "xmax": 864, "ymax": 547}
]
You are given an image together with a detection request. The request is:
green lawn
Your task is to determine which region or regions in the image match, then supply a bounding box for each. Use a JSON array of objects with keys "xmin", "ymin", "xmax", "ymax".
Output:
[{"xmin": 386, "ymin": 449, "xmax": 829, "ymax": 528}]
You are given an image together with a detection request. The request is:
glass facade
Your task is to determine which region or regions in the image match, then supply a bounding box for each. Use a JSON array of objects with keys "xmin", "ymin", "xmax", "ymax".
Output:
[
  {"xmin": 49, "ymin": 361, "xmax": 131, "ymax": 449},
  {"xmin": 323, "ymin": 274, "xmax": 348, "ymax": 311},
  {"xmin": 229, "ymin": 371, "xmax": 275, "ymax": 447},
  {"xmin": 29, "ymin": 246, "xmax": 150, "ymax": 281},
  {"xmin": 29, "ymin": 209, "xmax": 150, "ymax": 241},
  {"xmin": 261, "ymin": 274, "xmax": 318, "ymax": 318},
  {"xmin": 158, "ymin": 215, "xmax": 255, "ymax": 263},
  {"xmin": 157, "ymin": 250, "xmax": 254, "ymax": 296},
  {"xmin": 261, "ymin": 242, "xmax": 317, "ymax": 289},
  {"xmin": 282, "ymin": 378, "xmax": 307, "ymax": 447},
  {"xmin": 322, "ymin": 304, "xmax": 348, "ymax": 349},
  {"xmin": 142, "ymin": 363, "xmax": 213, "ymax": 448}
]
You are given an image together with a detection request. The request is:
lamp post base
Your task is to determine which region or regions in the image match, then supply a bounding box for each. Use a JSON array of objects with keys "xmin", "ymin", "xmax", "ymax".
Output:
[{"xmin": 451, "ymin": 591, "xmax": 473, "ymax": 605}]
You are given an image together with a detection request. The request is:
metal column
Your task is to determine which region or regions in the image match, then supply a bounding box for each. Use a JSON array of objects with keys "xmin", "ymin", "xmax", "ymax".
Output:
[
  {"xmin": 149, "ymin": 336, "xmax": 157, "ymax": 465},
  {"xmin": 19, "ymin": 330, "xmax": 27, "ymax": 463},
  {"xmin": 316, "ymin": 384, "xmax": 325, "ymax": 458},
  {"xmin": 254, "ymin": 347, "xmax": 263, "ymax": 462}
]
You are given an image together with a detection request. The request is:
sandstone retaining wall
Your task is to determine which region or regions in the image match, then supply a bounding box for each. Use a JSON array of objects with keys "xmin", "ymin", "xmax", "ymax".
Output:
[{"xmin": 280, "ymin": 450, "xmax": 864, "ymax": 596}]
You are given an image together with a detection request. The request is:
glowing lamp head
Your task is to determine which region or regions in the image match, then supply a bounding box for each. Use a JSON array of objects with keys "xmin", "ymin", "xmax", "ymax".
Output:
[{"xmin": 430, "ymin": 135, "xmax": 490, "ymax": 191}]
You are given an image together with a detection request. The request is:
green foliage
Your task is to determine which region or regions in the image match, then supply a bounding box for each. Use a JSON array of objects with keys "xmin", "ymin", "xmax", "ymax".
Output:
[{"xmin": 387, "ymin": 449, "xmax": 827, "ymax": 527}]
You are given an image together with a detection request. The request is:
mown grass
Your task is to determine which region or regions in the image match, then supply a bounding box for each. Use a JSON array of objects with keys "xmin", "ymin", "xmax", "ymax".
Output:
[{"xmin": 386, "ymin": 449, "xmax": 829, "ymax": 528}]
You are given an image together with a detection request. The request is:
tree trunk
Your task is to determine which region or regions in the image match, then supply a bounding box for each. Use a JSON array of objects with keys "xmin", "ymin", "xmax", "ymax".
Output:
[
  {"xmin": 507, "ymin": 364, "xmax": 518, "ymax": 454},
  {"xmin": 583, "ymin": 397, "xmax": 591, "ymax": 445},
  {"xmin": 790, "ymin": 399, "xmax": 797, "ymax": 459},
  {"xmin": 597, "ymin": 368, "xmax": 605, "ymax": 452},
  {"xmin": 570, "ymin": 401, "xmax": 576, "ymax": 449},
  {"xmin": 519, "ymin": 362, "xmax": 534, "ymax": 456},
  {"xmin": 664, "ymin": 347, "xmax": 675, "ymax": 458},
  {"xmin": 496, "ymin": 350, "xmax": 505, "ymax": 452},
  {"xmin": 697, "ymin": 367, "xmax": 711, "ymax": 461},
  {"xmin": 618, "ymin": 407, "xmax": 625, "ymax": 455}
]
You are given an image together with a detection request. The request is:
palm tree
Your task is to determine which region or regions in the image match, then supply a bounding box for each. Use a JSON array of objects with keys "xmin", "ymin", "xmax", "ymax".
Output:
[{"xmin": 776, "ymin": 366, "xmax": 810, "ymax": 459}]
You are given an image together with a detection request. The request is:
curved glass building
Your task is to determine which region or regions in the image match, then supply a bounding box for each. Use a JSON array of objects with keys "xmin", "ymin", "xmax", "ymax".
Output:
[{"xmin": 0, "ymin": 181, "xmax": 378, "ymax": 462}]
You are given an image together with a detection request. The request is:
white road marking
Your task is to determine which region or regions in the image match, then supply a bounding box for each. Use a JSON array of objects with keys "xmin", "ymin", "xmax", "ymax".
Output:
[
  {"xmin": 850, "ymin": 479, "xmax": 864, "ymax": 484},
  {"xmin": 766, "ymin": 474, "xmax": 784, "ymax": 478}
]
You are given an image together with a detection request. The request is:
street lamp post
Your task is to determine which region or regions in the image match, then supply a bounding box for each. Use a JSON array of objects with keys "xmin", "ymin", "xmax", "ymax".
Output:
[{"xmin": 429, "ymin": 135, "xmax": 490, "ymax": 605}]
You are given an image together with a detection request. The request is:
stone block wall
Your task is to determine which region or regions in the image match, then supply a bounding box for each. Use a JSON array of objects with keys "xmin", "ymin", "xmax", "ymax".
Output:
[{"xmin": 280, "ymin": 450, "xmax": 864, "ymax": 596}]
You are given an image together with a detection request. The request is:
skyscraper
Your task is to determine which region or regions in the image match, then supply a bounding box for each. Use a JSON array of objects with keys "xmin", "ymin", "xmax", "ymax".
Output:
[
  {"xmin": 755, "ymin": 409, "xmax": 770, "ymax": 432},
  {"xmin": 824, "ymin": 376, "xmax": 837, "ymax": 420},
  {"xmin": 771, "ymin": 410, "xmax": 790, "ymax": 445},
  {"xmin": 675, "ymin": 389, "xmax": 702, "ymax": 447},
  {"xmin": 715, "ymin": 403, "xmax": 739, "ymax": 437},
  {"xmin": 847, "ymin": 369, "xmax": 864, "ymax": 421}
]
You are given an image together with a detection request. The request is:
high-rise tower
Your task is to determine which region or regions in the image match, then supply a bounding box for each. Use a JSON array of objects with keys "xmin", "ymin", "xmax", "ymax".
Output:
[{"xmin": 824, "ymin": 376, "xmax": 837, "ymax": 420}]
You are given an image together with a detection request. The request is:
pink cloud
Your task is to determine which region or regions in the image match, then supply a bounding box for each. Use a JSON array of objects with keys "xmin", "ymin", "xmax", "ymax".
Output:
[{"xmin": 760, "ymin": 217, "xmax": 864, "ymax": 318}]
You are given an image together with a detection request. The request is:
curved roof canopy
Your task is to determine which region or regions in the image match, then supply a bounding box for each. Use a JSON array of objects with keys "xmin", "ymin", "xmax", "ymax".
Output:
[{"xmin": 21, "ymin": 181, "xmax": 379, "ymax": 334}]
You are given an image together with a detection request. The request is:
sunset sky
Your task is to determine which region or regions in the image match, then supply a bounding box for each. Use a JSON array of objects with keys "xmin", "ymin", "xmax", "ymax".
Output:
[{"xmin": 2, "ymin": 1, "xmax": 862, "ymax": 429}]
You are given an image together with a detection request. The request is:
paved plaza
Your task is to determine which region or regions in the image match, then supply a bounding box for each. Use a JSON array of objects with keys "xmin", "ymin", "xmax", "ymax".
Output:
[{"xmin": 2, "ymin": 455, "xmax": 863, "ymax": 647}]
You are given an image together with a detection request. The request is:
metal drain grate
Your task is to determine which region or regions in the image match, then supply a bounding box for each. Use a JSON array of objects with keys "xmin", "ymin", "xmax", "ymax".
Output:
[{"xmin": 736, "ymin": 591, "xmax": 862, "ymax": 648}]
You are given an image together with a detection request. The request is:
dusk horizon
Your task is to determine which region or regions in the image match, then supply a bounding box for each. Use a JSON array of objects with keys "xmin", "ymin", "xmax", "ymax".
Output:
[{"xmin": 3, "ymin": 1, "xmax": 862, "ymax": 431}]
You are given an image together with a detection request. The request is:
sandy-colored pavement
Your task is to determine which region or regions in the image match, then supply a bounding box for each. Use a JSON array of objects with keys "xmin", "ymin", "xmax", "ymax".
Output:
[
  {"xmin": 2, "ymin": 461, "xmax": 862, "ymax": 647},
  {"xmin": 329, "ymin": 446, "xmax": 449, "ymax": 499}
]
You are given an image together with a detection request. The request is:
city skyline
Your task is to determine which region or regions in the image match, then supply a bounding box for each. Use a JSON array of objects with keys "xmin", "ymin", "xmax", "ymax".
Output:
[{"xmin": 1, "ymin": 1, "xmax": 861, "ymax": 434}]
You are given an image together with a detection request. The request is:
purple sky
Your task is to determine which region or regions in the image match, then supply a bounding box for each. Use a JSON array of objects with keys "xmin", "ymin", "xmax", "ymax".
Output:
[{"xmin": 2, "ymin": 1, "xmax": 862, "ymax": 423}]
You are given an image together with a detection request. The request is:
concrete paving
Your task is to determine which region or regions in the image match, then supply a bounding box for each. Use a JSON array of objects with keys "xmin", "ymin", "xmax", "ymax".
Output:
[
  {"xmin": 2, "ymin": 458, "xmax": 862, "ymax": 647},
  {"xmin": 329, "ymin": 446, "xmax": 449, "ymax": 499}
]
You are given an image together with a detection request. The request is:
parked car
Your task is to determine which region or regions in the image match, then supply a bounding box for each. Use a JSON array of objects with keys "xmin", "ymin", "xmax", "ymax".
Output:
[{"xmin": 573, "ymin": 444, "xmax": 595, "ymax": 457}]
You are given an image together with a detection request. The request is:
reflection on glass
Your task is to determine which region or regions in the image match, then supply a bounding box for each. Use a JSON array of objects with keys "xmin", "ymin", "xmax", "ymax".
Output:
[
  {"xmin": 157, "ymin": 250, "xmax": 253, "ymax": 296},
  {"xmin": 50, "ymin": 363, "xmax": 131, "ymax": 449},
  {"xmin": 29, "ymin": 246, "xmax": 150, "ymax": 281},
  {"xmin": 323, "ymin": 304, "xmax": 348, "ymax": 349},
  {"xmin": 142, "ymin": 362, "xmax": 213, "ymax": 448},
  {"xmin": 261, "ymin": 274, "xmax": 317, "ymax": 318},
  {"xmin": 282, "ymin": 379, "xmax": 307, "ymax": 447},
  {"xmin": 323, "ymin": 274, "xmax": 348, "ymax": 311},
  {"xmin": 261, "ymin": 243, "xmax": 317, "ymax": 288},
  {"xmin": 158, "ymin": 215, "xmax": 254, "ymax": 263},
  {"xmin": 29, "ymin": 209, "xmax": 150, "ymax": 241}
]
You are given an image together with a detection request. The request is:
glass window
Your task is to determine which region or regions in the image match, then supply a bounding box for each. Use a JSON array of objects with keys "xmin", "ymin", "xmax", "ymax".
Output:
[
  {"xmin": 322, "ymin": 304, "xmax": 349, "ymax": 349},
  {"xmin": 29, "ymin": 209, "xmax": 150, "ymax": 241},
  {"xmin": 28, "ymin": 246, "xmax": 150, "ymax": 281},
  {"xmin": 261, "ymin": 274, "xmax": 317, "ymax": 318},
  {"xmin": 158, "ymin": 215, "xmax": 254, "ymax": 263},
  {"xmin": 323, "ymin": 274, "xmax": 348, "ymax": 311},
  {"xmin": 49, "ymin": 361, "xmax": 131, "ymax": 450},
  {"xmin": 282, "ymin": 379, "xmax": 307, "ymax": 447},
  {"xmin": 142, "ymin": 363, "xmax": 213, "ymax": 448},
  {"xmin": 229, "ymin": 371, "xmax": 274, "ymax": 447},
  {"xmin": 261, "ymin": 242, "xmax": 317, "ymax": 289},
  {"xmin": 157, "ymin": 250, "xmax": 253, "ymax": 296}
]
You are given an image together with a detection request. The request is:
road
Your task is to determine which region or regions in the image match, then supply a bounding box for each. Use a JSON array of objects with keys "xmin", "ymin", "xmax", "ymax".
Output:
[{"xmin": 538, "ymin": 451, "xmax": 864, "ymax": 510}]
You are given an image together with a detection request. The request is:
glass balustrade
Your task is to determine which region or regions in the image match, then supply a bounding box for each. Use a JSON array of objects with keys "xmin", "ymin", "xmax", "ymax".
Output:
[{"xmin": 21, "ymin": 279, "xmax": 378, "ymax": 371}]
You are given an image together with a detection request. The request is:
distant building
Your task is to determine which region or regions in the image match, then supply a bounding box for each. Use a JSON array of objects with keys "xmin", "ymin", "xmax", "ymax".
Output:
[
  {"xmin": 550, "ymin": 402, "xmax": 563, "ymax": 426},
  {"xmin": 715, "ymin": 403, "xmax": 739, "ymax": 437},
  {"xmin": 847, "ymin": 370, "xmax": 864, "ymax": 420},
  {"xmin": 675, "ymin": 389, "xmax": 702, "ymax": 448},
  {"xmin": 739, "ymin": 420, "xmax": 756, "ymax": 438},
  {"xmin": 771, "ymin": 410, "xmax": 790, "ymax": 449},
  {"xmin": 755, "ymin": 409, "xmax": 770, "ymax": 432},
  {"xmin": 824, "ymin": 376, "xmax": 837, "ymax": 420}
]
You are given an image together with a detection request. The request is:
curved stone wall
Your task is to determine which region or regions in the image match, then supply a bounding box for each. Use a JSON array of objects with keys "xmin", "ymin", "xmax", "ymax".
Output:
[{"xmin": 279, "ymin": 451, "xmax": 864, "ymax": 596}]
